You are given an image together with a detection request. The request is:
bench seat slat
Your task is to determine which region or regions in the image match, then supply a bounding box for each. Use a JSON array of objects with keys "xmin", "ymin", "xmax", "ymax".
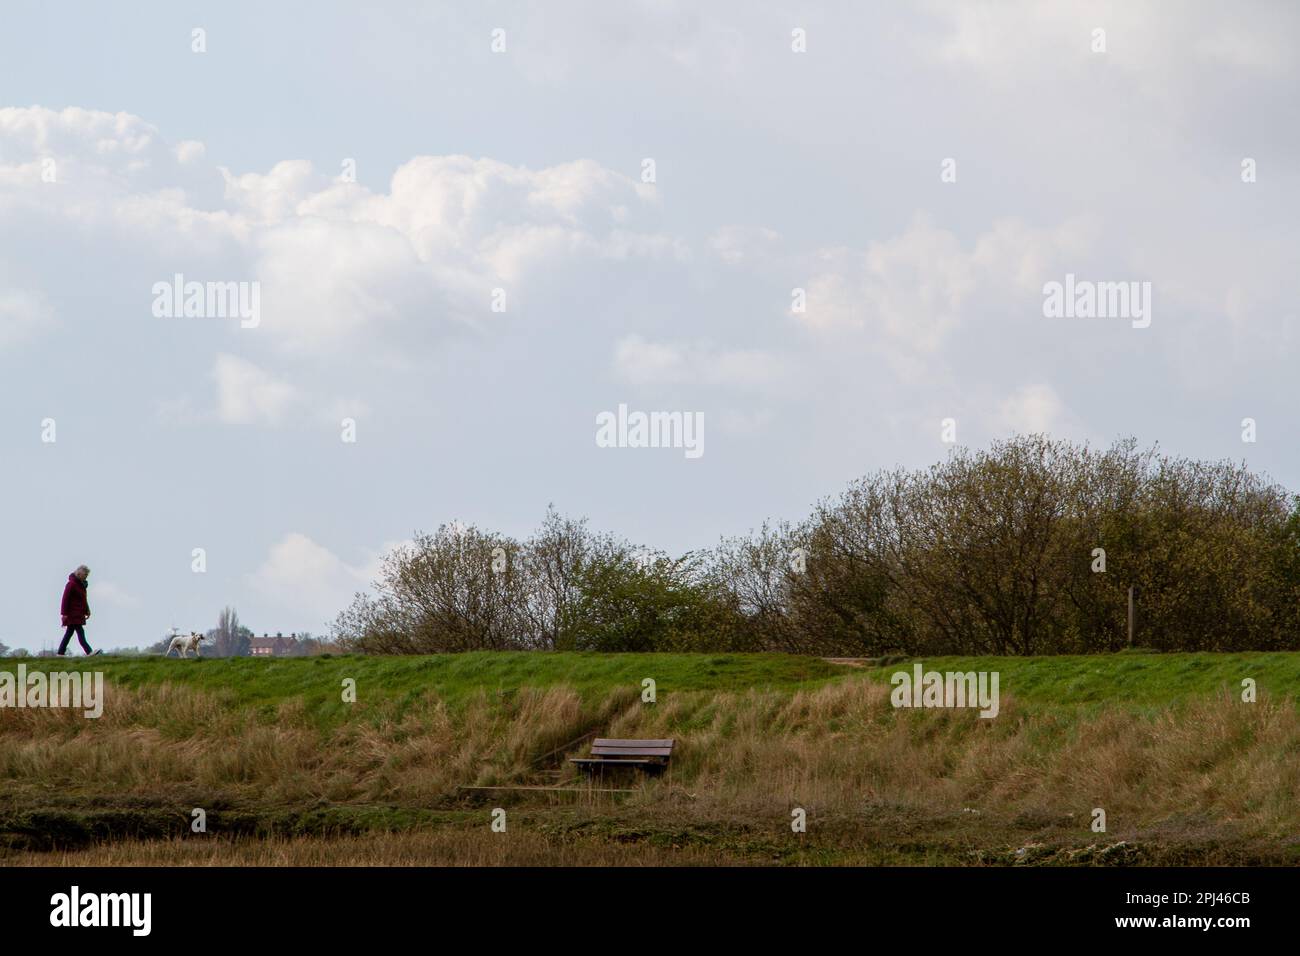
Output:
[
  {"xmin": 568, "ymin": 738, "xmax": 675, "ymax": 769},
  {"xmin": 591, "ymin": 739, "xmax": 674, "ymax": 748}
]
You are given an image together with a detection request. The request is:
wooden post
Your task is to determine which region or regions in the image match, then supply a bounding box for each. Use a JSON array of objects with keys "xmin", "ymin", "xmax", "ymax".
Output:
[{"xmin": 1127, "ymin": 586, "xmax": 1134, "ymax": 648}]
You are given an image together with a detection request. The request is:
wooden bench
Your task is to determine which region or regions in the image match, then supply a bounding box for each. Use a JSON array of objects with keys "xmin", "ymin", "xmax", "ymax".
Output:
[{"xmin": 569, "ymin": 738, "xmax": 674, "ymax": 775}]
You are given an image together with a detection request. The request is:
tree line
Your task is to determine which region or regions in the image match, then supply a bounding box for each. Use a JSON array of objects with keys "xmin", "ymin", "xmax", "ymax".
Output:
[{"xmin": 333, "ymin": 436, "xmax": 1300, "ymax": 656}]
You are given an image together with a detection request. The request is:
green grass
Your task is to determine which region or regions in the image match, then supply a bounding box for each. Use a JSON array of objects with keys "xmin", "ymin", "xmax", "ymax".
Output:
[
  {"xmin": 866, "ymin": 652, "xmax": 1300, "ymax": 710},
  {"xmin": 8, "ymin": 650, "xmax": 1297, "ymax": 716},
  {"xmin": 3, "ymin": 652, "xmax": 848, "ymax": 724}
]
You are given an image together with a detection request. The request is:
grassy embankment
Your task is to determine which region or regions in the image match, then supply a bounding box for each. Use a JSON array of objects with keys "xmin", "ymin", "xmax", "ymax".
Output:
[{"xmin": 1, "ymin": 651, "xmax": 1297, "ymax": 865}]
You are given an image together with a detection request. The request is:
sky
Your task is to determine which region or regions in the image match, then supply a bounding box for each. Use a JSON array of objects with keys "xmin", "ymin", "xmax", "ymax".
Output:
[{"xmin": 1, "ymin": 1, "xmax": 1297, "ymax": 651}]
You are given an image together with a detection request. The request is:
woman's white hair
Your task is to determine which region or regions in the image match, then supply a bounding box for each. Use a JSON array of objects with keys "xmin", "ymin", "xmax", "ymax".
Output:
[{"xmin": 75, "ymin": 564, "xmax": 90, "ymax": 575}]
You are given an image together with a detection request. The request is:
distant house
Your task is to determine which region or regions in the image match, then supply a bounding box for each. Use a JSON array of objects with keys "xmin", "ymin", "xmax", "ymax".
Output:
[{"xmin": 250, "ymin": 633, "xmax": 298, "ymax": 657}]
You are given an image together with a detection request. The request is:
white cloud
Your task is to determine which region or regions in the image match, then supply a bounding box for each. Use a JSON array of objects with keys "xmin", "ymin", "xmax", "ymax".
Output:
[
  {"xmin": 0, "ymin": 107, "xmax": 167, "ymax": 173},
  {"xmin": 996, "ymin": 384, "xmax": 1067, "ymax": 435},
  {"xmin": 0, "ymin": 108, "xmax": 676, "ymax": 361},
  {"xmin": 798, "ymin": 222, "xmax": 969, "ymax": 348},
  {"xmin": 709, "ymin": 225, "xmax": 779, "ymax": 265},
  {"xmin": 93, "ymin": 581, "xmax": 141, "ymax": 609},
  {"xmin": 714, "ymin": 407, "xmax": 775, "ymax": 435},
  {"xmin": 798, "ymin": 214, "xmax": 1096, "ymax": 357},
  {"xmin": 212, "ymin": 354, "xmax": 302, "ymax": 425},
  {"xmin": 248, "ymin": 155, "xmax": 674, "ymax": 356},
  {"xmin": 613, "ymin": 335, "xmax": 685, "ymax": 384},
  {"xmin": 613, "ymin": 334, "xmax": 786, "ymax": 389},
  {"xmin": 174, "ymin": 140, "xmax": 206, "ymax": 165},
  {"xmin": 222, "ymin": 159, "xmax": 324, "ymax": 223},
  {"xmin": 159, "ymin": 354, "xmax": 368, "ymax": 429},
  {"xmin": 250, "ymin": 533, "xmax": 378, "ymax": 624},
  {"xmin": 0, "ymin": 288, "xmax": 54, "ymax": 349},
  {"xmin": 922, "ymin": 0, "xmax": 1296, "ymax": 83},
  {"xmin": 0, "ymin": 107, "xmax": 221, "ymax": 223}
]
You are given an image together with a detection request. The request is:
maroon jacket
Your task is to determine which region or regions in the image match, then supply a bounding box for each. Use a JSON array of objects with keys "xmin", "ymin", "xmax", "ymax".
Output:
[{"xmin": 60, "ymin": 573, "xmax": 89, "ymax": 627}]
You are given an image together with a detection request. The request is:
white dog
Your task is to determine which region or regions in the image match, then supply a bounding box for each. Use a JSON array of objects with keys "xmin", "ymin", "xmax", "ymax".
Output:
[{"xmin": 166, "ymin": 632, "xmax": 206, "ymax": 658}]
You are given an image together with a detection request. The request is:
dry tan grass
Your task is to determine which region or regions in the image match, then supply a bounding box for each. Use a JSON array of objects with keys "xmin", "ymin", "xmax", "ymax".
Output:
[
  {"xmin": 3, "ymin": 676, "xmax": 1298, "ymax": 863},
  {"xmin": 2, "ymin": 831, "xmax": 750, "ymax": 867}
]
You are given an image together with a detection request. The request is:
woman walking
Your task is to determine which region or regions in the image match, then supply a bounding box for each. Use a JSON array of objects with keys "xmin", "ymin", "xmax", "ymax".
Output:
[{"xmin": 59, "ymin": 565, "xmax": 100, "ymax": 656}]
